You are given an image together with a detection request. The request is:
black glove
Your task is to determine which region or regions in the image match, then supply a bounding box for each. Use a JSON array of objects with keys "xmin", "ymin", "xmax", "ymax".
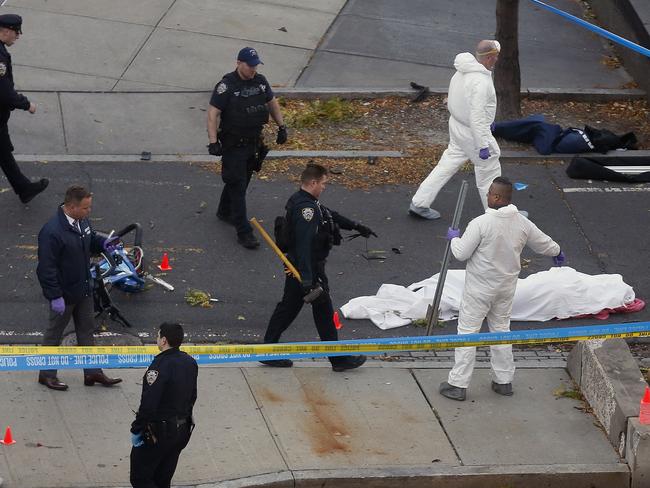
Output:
[
  {"xmin": 276, "ymin": 125, "xmax": 288, "ymax": 145},
  {"xmin": 355, "ymin": 223, "xmax": 377, "ymax": 238},
  {"xmin": 208, "ymin": 142, "xmax": 222, "ymax": 156}
]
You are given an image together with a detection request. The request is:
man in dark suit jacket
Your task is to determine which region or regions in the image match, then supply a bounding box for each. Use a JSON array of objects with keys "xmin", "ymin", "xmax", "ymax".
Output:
[{"xmin": 36, "ymin": 185, "xmax": 121, "ymax": 391}]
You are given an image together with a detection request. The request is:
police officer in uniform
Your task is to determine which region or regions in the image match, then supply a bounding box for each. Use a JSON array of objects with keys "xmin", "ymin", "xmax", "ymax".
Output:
[
  {"xmin": 207, "ymin": 47, "xmax": 287, "ymax": 249},
  {"xmin": 0, "ymin": 14, "xmax": 48, "ymax": 203},
  {"xmin": 36, "ymin": 185, "xmax": 122, "ymax": 391},
  {"xmin": 261, "ymin": 163, "xmax": 376, "ymax": 371},
  {"xmin": 130, "ymin": 322, "xmax": 198, "ymax": 488}
]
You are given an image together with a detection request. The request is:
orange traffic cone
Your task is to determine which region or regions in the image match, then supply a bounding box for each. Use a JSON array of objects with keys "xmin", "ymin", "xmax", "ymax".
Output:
[
  {"xmin": 158, "ymin": 252, "xmax": 172, "ymax": 271},
  {"xmin": 640, "ymin": 386, "xmax": 650, "ymax": 425},
  {"xmin": 1, "ymin": 426, "xmax": 16, "ymax": 445},
  {"xmin": 333, "ymin": 311, "xmax": 342, "ymax": 330}
]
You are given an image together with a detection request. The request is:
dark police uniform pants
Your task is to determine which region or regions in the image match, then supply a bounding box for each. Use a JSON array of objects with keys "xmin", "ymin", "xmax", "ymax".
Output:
[
  {"xmin": 218, "ymin": 144, "xmax": 257, "ymax": 237},
  {"xmin": 39, "ymin": 295, "xmax": 101, "ymax": 378},
  {"xmin": 130, "ymin": 424, "xmax": 192, "ymax": 488},
  {"xmin": 263, "ymin": 266, "xmax": 350, "ymax": 367},
  {"xmin": 0, "ymin": 128, "xmax": 31, "ymax": 195}
]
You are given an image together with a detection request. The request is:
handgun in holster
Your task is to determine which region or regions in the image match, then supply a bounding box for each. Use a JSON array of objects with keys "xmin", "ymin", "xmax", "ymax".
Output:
[
  {"xmin": 250, "ymin": 142, "xmax": 269, "ymax": 172},
  {"xmin": 143, "ymin": 423, "xmax": 158, "ymax": 447}
]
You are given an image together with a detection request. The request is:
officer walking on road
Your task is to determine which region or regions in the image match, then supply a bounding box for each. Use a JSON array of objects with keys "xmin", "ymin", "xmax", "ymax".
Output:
[
  {"xmin": 36, "ymin": 185, "xmax": 122, "ymax": 391},
  {"xmin": 207, "ymin": 47, "xmax": 288, "ymax": 249},
  {"xmin": 130, "ymin": 322, "xmax": 198, "ymax": 488},
  {"xmin": 0, "ymin": 14, "xmax": 48, "ymax": 204},
  {"xmin": 261, "ymin": 162, "xmax": 376, "ymax": 371}
]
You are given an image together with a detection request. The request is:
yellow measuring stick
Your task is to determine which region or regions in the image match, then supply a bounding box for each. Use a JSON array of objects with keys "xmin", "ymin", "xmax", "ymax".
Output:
[{"xmin": 250, "ymin": 217, "xmax": 301, "ymax": 281}]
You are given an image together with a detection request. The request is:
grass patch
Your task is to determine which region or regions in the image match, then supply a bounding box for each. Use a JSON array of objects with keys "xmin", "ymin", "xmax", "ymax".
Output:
[
  {"xmin": 554, "ymin": 386, "xmax": 585, "ymax": 401},
  {"xmin": 340, "ymin": 127, "xmax": 371, "ymax": 139},
  {"xmin": 554, "ymin": 383, "xmax": 594, "ymax": 414},
  {"xmin": 280, "ymin": 97, "xmax": 359, "ymax": 128},
  {"xmin": 642, "ymin": 367, "xmax": 649, "ymax": 384},
  {"xmin": 460, "ymin": 161, "xmax": 473, "ymax": 173}
]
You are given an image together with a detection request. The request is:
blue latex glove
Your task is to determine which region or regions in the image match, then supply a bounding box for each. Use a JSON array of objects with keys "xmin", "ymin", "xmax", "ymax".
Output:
[
  {"xmin": 553, "ymin": 250, "xmax": 566, "ymax": 267},
  {"xmin": 446, "ymin": 227, "xmax": 460, "ymax": 240},
  {"xmin": 103, "ymin": 236, "xmax": 120, "ymax": 254},
  {"xmin": 50, "ymin": 297, "xmax": 65, "ymax": 315},
  {"xmin": 479, "ymin": 147, "xmax": 490, "ymax": 160},
  {"xmin": 131, "ymin": 432, "xmax": 144, "ymax": 447}
]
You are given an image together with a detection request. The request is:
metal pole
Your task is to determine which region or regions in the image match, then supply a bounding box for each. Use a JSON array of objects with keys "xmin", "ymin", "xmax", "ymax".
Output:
[{"xmin": 425, "ymin": 180, "xmax": 469, "ymax": 335}]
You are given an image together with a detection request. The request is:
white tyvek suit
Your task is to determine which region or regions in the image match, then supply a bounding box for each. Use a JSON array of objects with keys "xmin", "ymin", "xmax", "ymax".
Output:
[
  {"xmin": 447, "ymin": 204, "xmax": 560, "ymax": 388},
  {"xmin": 412, "ymin": 52, "xmax": 501, "ymax": 210}
]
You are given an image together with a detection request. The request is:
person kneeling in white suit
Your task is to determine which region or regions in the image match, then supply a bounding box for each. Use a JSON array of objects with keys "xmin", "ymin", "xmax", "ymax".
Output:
[
  {"xmin": 409, "ymin": 39, "xmax": 501, "ymax": 220},
  {"xmin": 439, "ymin": 177, "xmax": 564, "ymax": 401}
]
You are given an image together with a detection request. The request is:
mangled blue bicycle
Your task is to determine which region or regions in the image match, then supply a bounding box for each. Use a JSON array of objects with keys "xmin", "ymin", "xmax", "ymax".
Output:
[{"xmin": 91, "ymin": 223, "xmax": 173, "ymax": 328}]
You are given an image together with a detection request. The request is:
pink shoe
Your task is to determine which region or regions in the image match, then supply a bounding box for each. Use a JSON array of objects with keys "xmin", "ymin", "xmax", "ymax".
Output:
[{"xmin": 613, "ymin": 298, "xmax": 646, "ymax": 314}]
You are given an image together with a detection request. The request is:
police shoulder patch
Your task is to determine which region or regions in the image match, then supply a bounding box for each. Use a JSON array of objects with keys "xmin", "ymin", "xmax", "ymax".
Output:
[
  {"xmin": 301, "ymin": 207, "xmax": 314, "ymax": 221},
  {"xmin": 0, "ymin": 63, "xmax": 6, "ymax": 77},
  {"xmin": 145, "ymin": 370, "xmax": 159, "ymax": 385},
  {"xmin": 216, "ymin": 82, "xmax": 227, "ymax": 94}
]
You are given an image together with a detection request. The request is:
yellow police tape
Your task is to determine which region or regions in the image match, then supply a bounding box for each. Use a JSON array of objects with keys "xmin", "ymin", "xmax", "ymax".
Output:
[{"xmin": 0, "ymin": 329, "xmax": 648, "ymax": 357}]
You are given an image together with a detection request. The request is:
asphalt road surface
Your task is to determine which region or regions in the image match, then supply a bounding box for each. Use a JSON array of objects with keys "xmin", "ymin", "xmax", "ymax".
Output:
[{"xmin": 1, "ymin": 160, "xmax": 648, "ymax": 344}]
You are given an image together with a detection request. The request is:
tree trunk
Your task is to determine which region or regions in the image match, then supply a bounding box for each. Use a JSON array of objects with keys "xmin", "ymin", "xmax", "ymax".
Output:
[{"xmin": 494, "ymin": 0, "xmax": 521, "ymax": 120}]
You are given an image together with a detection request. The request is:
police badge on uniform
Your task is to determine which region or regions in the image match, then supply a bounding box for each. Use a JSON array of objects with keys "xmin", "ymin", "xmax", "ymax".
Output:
[
  {"xmin": 216, "ymin": 82, "xmax": 227, "ymax": 94},
  {"xmin": 145, "ymin": 370, "xmax": 159, "ymax": 385},
  {"xmin": 0, "ymin": 63, "xmax": 6, "ymax": 77},
  {"xmin": 302, "ymin": 208, "xmax": 314, "ymax": 221}
]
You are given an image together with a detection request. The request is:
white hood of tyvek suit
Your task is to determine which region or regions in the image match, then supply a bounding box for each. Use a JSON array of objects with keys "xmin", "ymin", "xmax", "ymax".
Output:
[
  {"xmin": 447, "ymin": 52, "xmax": 497, "ymax": 150},
  {"xmin": 450, "ymin": 204, "xmax": 561, "ymax": 294}
]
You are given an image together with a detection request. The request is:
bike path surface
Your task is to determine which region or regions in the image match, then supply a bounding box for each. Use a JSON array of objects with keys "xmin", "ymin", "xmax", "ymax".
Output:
[{"xmin": 1, "ymin": 160, "xmax": 647, "ymax": 344}]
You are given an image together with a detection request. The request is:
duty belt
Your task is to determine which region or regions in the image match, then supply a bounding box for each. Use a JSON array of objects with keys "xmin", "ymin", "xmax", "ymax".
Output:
[
  {"xmin": 221, "ymin": 132, "xmax": 260, "ymax": 148},
  {"xmin": 152, "ymin": 416, "xmax": 189, "ymax": 428}
]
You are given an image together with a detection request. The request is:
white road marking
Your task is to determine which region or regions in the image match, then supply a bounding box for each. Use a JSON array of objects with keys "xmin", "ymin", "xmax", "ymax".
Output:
[{"xmin": 563, "ymin": 187, "xmax": 650, "ymax": 193}]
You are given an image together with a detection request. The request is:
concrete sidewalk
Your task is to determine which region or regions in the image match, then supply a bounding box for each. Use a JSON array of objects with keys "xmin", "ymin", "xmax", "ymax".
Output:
[
  {"xmin": 0, "ymin": 361, "xmax": 627, "ymax": 487},
  {"xmin": 1, "ymin": 0, "xmax": 643, "ymax": 156},
  {"xmin": 4, "ymin": 0, "xmax": 635, "ymax": 92}
]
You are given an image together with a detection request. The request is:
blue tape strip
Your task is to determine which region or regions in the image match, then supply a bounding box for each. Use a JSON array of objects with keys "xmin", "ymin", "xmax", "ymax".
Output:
[
  {"xmin": 528, "ymin": 0, "xmax": 650, "ymax": 58},
  {"xmin": 0, "ymin": 352, "xmax": 359, "ymax": 371},
  {"xmin": 1, "ymin": 321, "xmax": 648, "ymax": 371},
  {"xmin": 293, "ymin": 321, "xmax": 650, "ymax": 347}
]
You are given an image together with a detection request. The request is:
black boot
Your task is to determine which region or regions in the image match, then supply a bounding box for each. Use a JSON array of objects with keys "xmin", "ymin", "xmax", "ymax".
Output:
[
  {"xmin": 237, "ymin": 233, "xmax": 260, "ymax": 249},
  {"xmin": 19, "ymin": 178, "xmax": 49, "ymax": 204},
  {"xmin": 332, "ymin": 355, "xmax": 366, "ymax": 372},
  {"xmin": 260, "ymin": 359, "xmax": 293, "ymax": 368}
]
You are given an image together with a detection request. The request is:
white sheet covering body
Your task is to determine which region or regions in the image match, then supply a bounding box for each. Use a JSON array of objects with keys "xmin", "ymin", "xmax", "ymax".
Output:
[{"xmin": 340, "ymin": 267, "xmax": 636, "ymax": 330}]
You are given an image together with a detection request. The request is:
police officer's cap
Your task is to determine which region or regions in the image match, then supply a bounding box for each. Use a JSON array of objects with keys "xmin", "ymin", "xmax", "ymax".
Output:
[
  {"xmin": 0, "ymin": 14, "xmax": 22, "ymax": 34},
  {"xmin": 237, "ymin": 47, "xmax": 263, "ymax": 66}
]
